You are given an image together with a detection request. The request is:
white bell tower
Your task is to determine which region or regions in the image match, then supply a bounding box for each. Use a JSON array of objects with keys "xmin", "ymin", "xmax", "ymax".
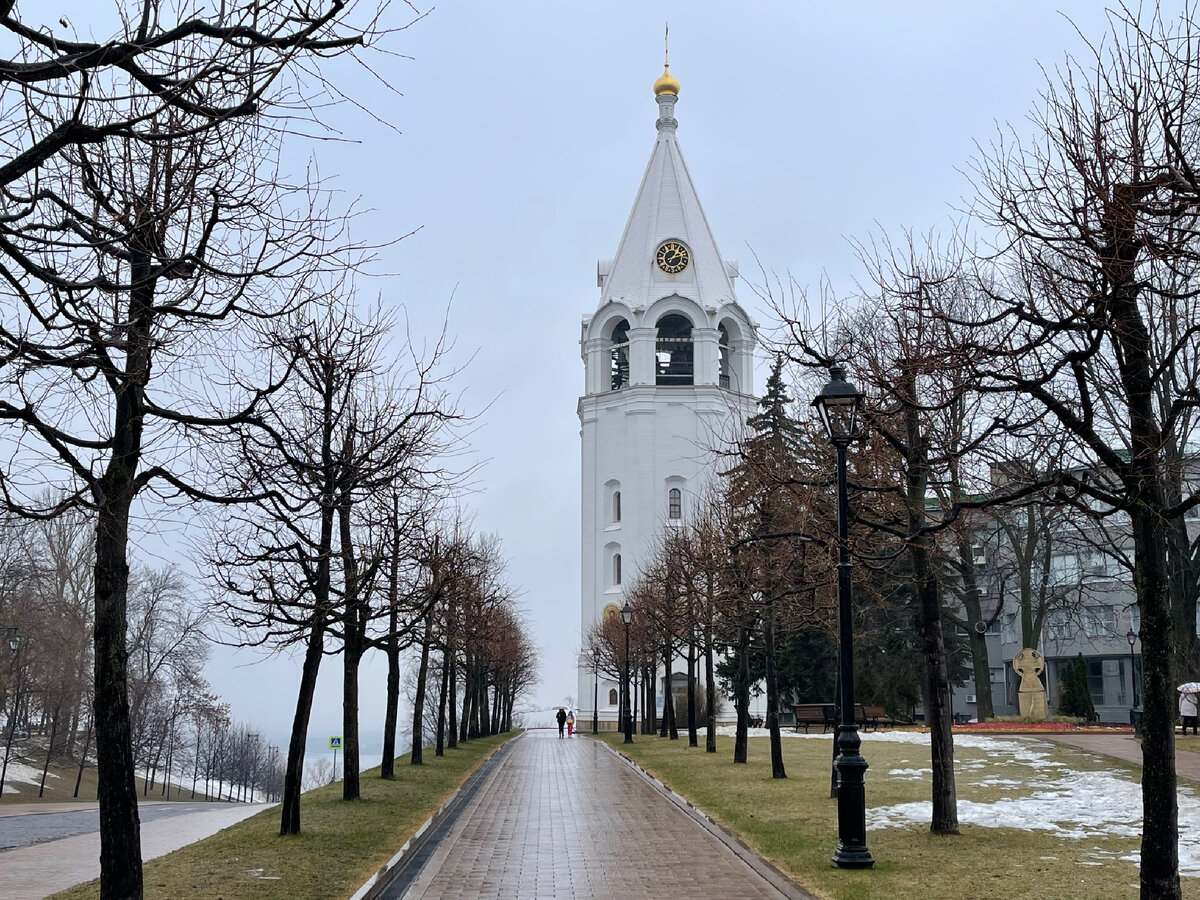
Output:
[{"xmin": 578, "ymin": 57, "xmax": 757, "ymax": 725}]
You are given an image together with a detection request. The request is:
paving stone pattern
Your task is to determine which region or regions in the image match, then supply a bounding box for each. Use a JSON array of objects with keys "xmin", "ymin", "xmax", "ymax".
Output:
[{"xmin": 396, "ymin": 729, "xmax": 788, "ymax": 900}]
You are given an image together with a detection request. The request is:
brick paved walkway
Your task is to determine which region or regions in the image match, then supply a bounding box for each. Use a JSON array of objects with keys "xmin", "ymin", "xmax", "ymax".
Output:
[
  {"xmin": 391, "ymin": 729, "xmax": 796, "ymax": 899},
  {"xmin": 1039, "ymin": 731, "xmax": 1200, "ymax": 782}
]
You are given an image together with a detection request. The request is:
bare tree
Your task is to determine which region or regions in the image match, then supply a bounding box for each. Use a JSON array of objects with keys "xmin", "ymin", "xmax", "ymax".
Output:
[
  {"xmin": 963, "ymin": 7, "xmax": 1200, "ymax": 892},
  {"xmin": 0, "ymin": 3, "xmax": 403, "ymax": 894}
]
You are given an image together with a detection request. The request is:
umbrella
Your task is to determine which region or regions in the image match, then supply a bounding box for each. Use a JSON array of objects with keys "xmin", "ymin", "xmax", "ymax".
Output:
[{"xmin": 1179, "ymin": 682, "xmax": 1200, "ymax": 693}]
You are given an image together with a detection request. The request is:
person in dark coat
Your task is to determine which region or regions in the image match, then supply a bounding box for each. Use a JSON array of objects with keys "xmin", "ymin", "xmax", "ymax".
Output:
[{"xmin": 556, "ymin": 707, "xmax": 567, "ymax": 738}]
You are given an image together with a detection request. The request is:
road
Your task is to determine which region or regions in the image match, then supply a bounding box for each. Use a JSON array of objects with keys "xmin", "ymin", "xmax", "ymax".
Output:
[{"xmin": 0, "ymin": 799, "xmax": 270, "ymax": 900}]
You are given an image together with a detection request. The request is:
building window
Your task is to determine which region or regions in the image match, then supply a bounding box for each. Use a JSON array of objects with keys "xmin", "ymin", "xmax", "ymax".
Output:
[
  {"xmin": 613, "ymin": 490, "xmax": 621, "ymax": 523},
  {"xmin": 613, "ymin": 553, "xmax": 622, "ymax": 585},
  {"xmin": 608, "ymin": 688, "xmax": 618, "ymax": 705},
  {"xmin": 610, "ymin": 319, "xmax": 630, "ymax": 390},
  {"xmin": 1047, "ymin": 553, "xmax": 1081, "ymax": 586},
  {"xmin": 655, "ymin": 314, "xmax": 694, "ymax": 386},
  {"xmin": 668, "ymin": 488, "xmax": 682, "ymax": 521},
  {"xmin": 1082, "ymin": 605, "xmax": 1115, "ymax": 638},
  {"xmin": 1045, "ymin": 609, "xmax": 1071, "ymax": 642}
]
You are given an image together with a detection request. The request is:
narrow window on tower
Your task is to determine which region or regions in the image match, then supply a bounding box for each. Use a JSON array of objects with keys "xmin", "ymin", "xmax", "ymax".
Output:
[
  {"xmin": 613, "ymin": 490, "xmax": 621, "ymax": 523},
  {"xmin": 608, "ymin": 688, "xmax": 618, "ymax": 705},
  {"xmin": 613, "ymin": 553, "xmax": 622, "ymax": 585},
  {"xmin": 718, "ymin": 324, "xmax": 732, "ymax": 389},
  {"xmin": 610, "ymin": 319, "xmax": 630, "ymax": 390},
  {"xmin": 668, "ymin": 488, "xmax": 682, "ymax": 521}
]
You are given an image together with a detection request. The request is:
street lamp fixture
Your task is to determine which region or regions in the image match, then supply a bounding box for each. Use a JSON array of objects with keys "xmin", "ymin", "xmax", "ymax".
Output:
[
  {"xmin": 621, "ymin": 601, "xmax": 633, "ymax": 745},
  {"xmin": 813, "ymin": 364, "xmax": 874, "ymax": 870},
  {"xmin": 1, "ymin": 626, "xmax": 20, "ymax": 652},
  {"xmin": 1127, "ymin": 628, "xmax": 1139, "ymax": 710},
  {"xmin": 592, "ymin": 646, "xmax": 600, "ymax": 735}
]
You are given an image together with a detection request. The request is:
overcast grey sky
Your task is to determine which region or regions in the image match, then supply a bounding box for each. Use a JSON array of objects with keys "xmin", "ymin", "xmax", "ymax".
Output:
[{"xmin": 28, "ymin": 1, "xmax": 1131, "ymax": 755}]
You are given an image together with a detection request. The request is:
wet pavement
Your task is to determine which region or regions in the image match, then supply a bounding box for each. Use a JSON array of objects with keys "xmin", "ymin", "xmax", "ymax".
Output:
[
  {"xmin": 0, "ymin": 800, "xmax": 246, "ymax": 850},
  {"xmin": 386, "ymin": 729, "xmax": 802, "ymax": 900},
  {"xmin": 1039, "ymin": 730, "xmax": 1200, "ymax": 782},
  {"xmin": 0, "ymin": 799, "xmax": 270, "ymax": 900}
]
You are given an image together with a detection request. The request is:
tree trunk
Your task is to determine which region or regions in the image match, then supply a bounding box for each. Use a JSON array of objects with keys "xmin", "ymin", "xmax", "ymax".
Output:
[
  {"xmin": 956, "ymin": 539, "xmax": 995, "ymax": 722},
  {"xmin": 339, "ymin": 496, "xmax": 363, "ymax": 802},
  {"xmin": 460, "ymin": 656, "xmax": 472, "ymax": 742},
  {"xmin": 280, "ymin": 623, "xmax": 325, "ymax": 836},
  {"xmin": 411, "ymin": 609, "xmax": 432, "ymax": 765},
  {"xmin": 660, "ymin": 642, "xmax": 676, "ymax": 739},
  {"xmin": 448, "ymin": 652, "xmax": 459, "ymax": 749},
  {"xmin": 1134, "ymin": 503, "xmax": 1180, "ymax": 900},
  {"xmin": 733, "ymin": 621, "xmax": 750, "ymax": 764},
  {"xmin": 94, "ymin": 501, "xmax": 142, "ymax": 900},
  {"xmin": 915, "ymin": 561, "xmax": 957, "ymax": 833},
  {"xmin": 39, "ymin": 704, "xmax": 61, "ymax": 797},
  {"xmin": 764, "ymin": 598, "xmax": 786, "ymax": 778},
  {"xmin": 903, "ymin": 373, "xmax": 957, "ymax": 834},
  {"xmin": 435, "ymin": 650, "xmax": 448, "ymax": 757},
  {"xmin": 686, "ymin": 638, "xmax": 698, "ymax": 748},
  {"xmin": 704, "ymin": 614, "xmax": 716, "ymax": 753},
  {"xmin": 477, "ymin": 674, "xmax": 490, "ymax": 738},
  {"xmin": 381, "ymin": 553, "xmax": 401, "ymax": 778},
  {"xmin": 74, "ymin": 714, "xmax": 93, "ymax": 799},
  {"xmin": 1165, "ymin": 507, "xmax": 1199, "ymax": 682}
]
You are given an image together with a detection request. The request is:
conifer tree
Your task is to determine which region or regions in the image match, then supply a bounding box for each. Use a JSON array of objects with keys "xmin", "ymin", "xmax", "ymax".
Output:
[{"xmin": 724, "ymin": 357, "xmax": 814, "ymax": 778}]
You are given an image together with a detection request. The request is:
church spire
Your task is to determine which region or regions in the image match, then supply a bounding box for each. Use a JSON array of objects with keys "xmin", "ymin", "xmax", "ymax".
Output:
[
  {"xmin": 653, "ymin": 24, "xmax": 680, "ymax": 131},
  {"xmin": 596, "ymin": 46, "xmax": 737, "ymax": 310}
]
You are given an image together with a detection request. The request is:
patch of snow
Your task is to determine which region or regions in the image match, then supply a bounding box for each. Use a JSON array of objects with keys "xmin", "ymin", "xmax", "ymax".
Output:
[
  {"xmin": 0, "ymin": 760, "xmax": 50, "ymax": 793},
  {"xmin": 887, "ymin": 768, "xmax": 930, "ymax": 780},
  {"xmin": 709, "ymin": 725, "xmax": 1200, "ymax": 876}
]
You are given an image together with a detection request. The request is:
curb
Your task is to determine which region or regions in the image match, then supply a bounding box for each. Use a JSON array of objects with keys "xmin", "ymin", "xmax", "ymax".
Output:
[
  {"xmin": 347, "ymin": 733, "xmax": 523, "ymax": 900},
  {"xmin": 596, "ymin": 740, "xmax": 817, "ymax": 900}
]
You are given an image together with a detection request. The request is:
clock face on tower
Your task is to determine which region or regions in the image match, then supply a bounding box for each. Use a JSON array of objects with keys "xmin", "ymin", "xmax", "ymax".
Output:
[{"xmin": 655, "ymin": 239, "xmax": 690, "ymax": 274}]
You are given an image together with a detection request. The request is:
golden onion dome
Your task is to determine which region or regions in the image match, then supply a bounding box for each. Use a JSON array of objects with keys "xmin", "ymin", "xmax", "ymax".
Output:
[{"xmin": 653, "ymin": 64, "xmax": 680, "ymax": 96}]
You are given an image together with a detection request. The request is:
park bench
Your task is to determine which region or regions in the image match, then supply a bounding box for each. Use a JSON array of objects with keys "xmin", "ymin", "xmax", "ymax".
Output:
[
  {"xmin": 792, "ymin": 703, "xmax": 836, "ymax": 733},
  {"xmin": 864, "ymin": 710, "xmax": 907, "ymax": 729}
]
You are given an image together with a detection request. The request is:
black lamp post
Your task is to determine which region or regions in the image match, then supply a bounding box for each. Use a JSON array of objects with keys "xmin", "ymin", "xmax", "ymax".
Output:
[
  {"xmin": 1127, "ymin": 628, "xmax": 1139, "ymax": 710},
  {"xmin": 592, "ymin": 647, "xmax": 600, "ymax": 735},
  {"xmin": 621, "ymin": 602, "xmax": 634, "ymax": 744},
  {"xmin": 813, "ymin": 364, "xmax": 874, "ymax": 870}
]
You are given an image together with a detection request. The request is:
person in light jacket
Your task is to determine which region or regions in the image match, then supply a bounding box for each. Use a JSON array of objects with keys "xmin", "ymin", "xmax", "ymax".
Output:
[{"xmin": 1180, "ymin": 691, "xmax": 1198, "ymax": 735}]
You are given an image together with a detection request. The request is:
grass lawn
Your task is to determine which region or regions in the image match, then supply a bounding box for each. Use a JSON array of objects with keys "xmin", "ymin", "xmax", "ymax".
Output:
[
  {"xmin": 597, "ymin": 731, "xmax": 1169, "ymax": 900},
  {"xmin": 50, "ymin": 731, "xmax": 517, "ymax": 900}
]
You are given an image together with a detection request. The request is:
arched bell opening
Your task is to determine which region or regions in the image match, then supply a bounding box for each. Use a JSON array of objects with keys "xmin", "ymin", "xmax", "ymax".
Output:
[
  {"xmin": 609, "ymin": 318, "xmax": 630, "ymax": 390},
  {"xmin": 655, "ymin": 313, "xmax": 693, "ymax": 386},
  {"xmin": 719, "ymin": 324, "xmax": 731, "ymax": 389}
]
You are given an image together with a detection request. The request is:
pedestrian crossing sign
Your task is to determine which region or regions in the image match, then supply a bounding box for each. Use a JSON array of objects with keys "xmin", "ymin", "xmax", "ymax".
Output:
[{"xmin": 329, "ymin": 736, "xmax": 342, "ymax": 749}]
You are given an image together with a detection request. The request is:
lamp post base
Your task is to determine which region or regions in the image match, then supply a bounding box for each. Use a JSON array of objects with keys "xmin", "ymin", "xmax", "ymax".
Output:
[{"xmin": 831, "ymin": 724, "xmax": 874, "ymax": 869}]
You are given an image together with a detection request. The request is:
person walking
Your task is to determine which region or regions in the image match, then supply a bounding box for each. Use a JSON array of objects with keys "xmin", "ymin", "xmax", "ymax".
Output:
[
  {"xmin": 556, "ymin": 707, "xmax": 567, "ymax": 738},
  {"xmin": 566, "ymin": 709, "xmax": 575, "ymax": 737},
  {"xmin": 1181, "ymin": 690, "xmax": 1199, "ymax": 736}
]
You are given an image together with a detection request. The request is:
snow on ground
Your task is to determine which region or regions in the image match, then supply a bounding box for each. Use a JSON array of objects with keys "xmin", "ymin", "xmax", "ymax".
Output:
[
  {"xmin": 1, "ymin": 760, "xmax": 61, "ymax": 795},
  {"xmin": 711, "ymin": 726, "xmax": 1200, "ymax": 875}
]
